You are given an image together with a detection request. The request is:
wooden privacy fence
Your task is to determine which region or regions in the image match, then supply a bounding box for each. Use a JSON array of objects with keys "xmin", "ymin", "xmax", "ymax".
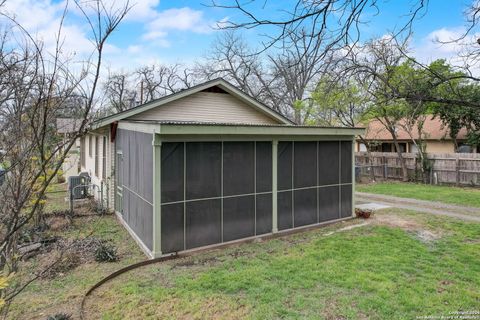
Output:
[{"xmin": 355, "ymin": 152, "xmax": 480, "ymax": 186}]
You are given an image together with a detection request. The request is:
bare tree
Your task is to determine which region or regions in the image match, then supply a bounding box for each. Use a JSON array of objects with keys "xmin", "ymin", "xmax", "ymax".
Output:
[
  {"xmin": 195, "ymin": 32, "xmax": 274, "ymax": 104},
  {"xmin": 197, "ymin": 31, "xmax": 333, "ymax": 123},
  {"xmin": 0, "ymin": 0, "xmax": 130, "ymax": 313},
  {"xmin": 210, "ymin": 0, "xmax": 427, "ymax": 58},
  {"xmin": 104, "ymin": 70, "xmax": 137, "ymax": 112},
  {"xmin": 136, "ymin": 63, "xmax": 195, "ymax": 103}
]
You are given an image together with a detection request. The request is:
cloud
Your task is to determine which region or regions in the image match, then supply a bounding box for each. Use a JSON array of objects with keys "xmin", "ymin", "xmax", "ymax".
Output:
[
  {"xmin": 413, "ymin": 27, "xmax": 478, "ymax": 63},
  {"xmin": 143, "ymin": 7, "xmax": 216, "ymax": 41},
  {"xmin": 0, "ymin": 0, "xmax": 220, "ymax": 73},
  {"xmin": 1, "ymin": 0, "xmax": 60, "ymax": 30},
  {"xmin": 68, "ymin": 0, "xmax": 160, "ymax": 22}
]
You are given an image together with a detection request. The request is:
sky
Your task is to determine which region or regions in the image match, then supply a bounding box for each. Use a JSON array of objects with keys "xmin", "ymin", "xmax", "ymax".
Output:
[{"xmin": 0, "ymin": 0, "xmax": 476, "ymax": 72}]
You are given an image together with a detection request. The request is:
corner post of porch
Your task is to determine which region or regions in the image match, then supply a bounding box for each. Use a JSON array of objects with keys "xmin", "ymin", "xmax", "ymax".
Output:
[
  {"xmin": 352, "ymin": 138, "xmax": 356, "ymax": 217},
  {"xmin": 272, "ymin": 139, "xmax": 278, "ymax": 233},
  {"xmin": 152, "ymin": 133, "xmax": 162, "ymax": 258}
]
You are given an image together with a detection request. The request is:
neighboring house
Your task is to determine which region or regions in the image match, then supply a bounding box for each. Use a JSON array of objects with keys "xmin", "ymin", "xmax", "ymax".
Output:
[
  {"xmin": 56, "ymin": 118, "xmax": 82, "ymax": 150},
  {"xmin": 80, "ymin": 78, "xmax": 363, "ymax": 258},
  {"xmin": 356, "ymin": 115, "xmax": 477, "ymax": 154}
]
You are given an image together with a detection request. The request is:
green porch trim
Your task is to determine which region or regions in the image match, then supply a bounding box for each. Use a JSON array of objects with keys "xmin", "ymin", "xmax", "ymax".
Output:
[
  {"xmin": 156, "ymin": 123, "xmax": 364, "ymax": 137},
  {"xmin": 272, "ymin": 140, "xmax": 278, "ymax": 233},
  {"xmin": 152, "ymin": 134, "xmax": 162, "ymax": 258},
  {"xmin": 351, "ymin": 139, "xmax": 356, "ymax": 217}
]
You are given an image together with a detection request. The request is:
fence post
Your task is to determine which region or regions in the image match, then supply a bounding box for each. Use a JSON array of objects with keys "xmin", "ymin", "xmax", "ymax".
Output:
[
  {"xmin": 455, "ymin": 157, "xmax": 460, "ymax": 187},
  {"xmin": 383, "ymin": 156, "xmax": 387, "ymax": 180}
]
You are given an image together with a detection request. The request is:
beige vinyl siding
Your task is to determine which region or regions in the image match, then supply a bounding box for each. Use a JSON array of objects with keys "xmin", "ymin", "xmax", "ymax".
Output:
[{"xmin": 127, "ymin": 92, "xmax": 280, "ymax": 124}]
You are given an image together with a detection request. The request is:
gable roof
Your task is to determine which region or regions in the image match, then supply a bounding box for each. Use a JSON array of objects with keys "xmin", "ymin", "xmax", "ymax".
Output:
[
  {"xmin": 93, "ymin": 78, "xmax": 294, "ymax": 129},
  {"xmin": 362, "ymin": 115, "xmax": 469, "ymax": 141}
]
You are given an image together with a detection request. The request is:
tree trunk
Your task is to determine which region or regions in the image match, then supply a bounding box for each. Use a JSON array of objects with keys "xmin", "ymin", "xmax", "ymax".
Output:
[
  {"xmin": 358, "ymin": 137, "xmax": 376, "ymax": 182},
  {"xmin": 392, "ymin": 135, "xmax": 409, "ymax": 182}
]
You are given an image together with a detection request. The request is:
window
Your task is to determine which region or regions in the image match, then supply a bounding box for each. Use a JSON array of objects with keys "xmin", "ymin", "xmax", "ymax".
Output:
[
  {"xmin": 94, "ymin": 136, "xmax": 99, "ymax": 177},
  {"xmin": 80, "ymin": 137, "xmax": 86, "ymax": 168},
  {"xmin": 88, "ymin": 135, "xmax": 92, "ymax": 157},
  {"xmin": 102, "ymin": 136, "xmax": 107, "ymax": 180},
  {"xmin": 457, "ymin": 143, "xmax": 473, "ymax": 153}
]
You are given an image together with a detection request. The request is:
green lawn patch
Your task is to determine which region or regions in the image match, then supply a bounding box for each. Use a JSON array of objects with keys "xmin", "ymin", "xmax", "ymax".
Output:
[
  {"xmin": 356, "ymin": 182, "xmax": 480, "ymax": 208},
  {"xmin": 43, "ymin": 182, "xmax": 69, "ymax": 212},
  {"xmin": 9, "ymin": 208, "xmax": 480, "ymax": 319}
]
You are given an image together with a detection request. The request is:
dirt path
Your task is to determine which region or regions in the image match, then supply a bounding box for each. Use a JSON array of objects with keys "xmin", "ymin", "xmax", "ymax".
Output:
[{"xmin": 356, "ymin": 192, "xmax": 480, "ymax": 222}]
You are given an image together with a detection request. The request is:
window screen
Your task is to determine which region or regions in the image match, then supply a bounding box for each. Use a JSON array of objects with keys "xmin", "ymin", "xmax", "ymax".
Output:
[
  {"xmin": 94, "ymin": 136, "xmax": 99, "ymax": 177},
  {"xmin": 88, "ymin": 135, "xmax": 92, "ymax": 157},
  {"xmin": 102, "ymin": 136, "xmax": 107, "ymax": 180},
  {"xmin": 80, "ymin": 137, "xmax": 86, "ymax": 168}
]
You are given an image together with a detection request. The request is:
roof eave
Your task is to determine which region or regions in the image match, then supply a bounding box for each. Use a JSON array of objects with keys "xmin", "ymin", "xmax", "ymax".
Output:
[{"xmin": 155, "ymin": 123, "xmax": 365, "ymax": 137}]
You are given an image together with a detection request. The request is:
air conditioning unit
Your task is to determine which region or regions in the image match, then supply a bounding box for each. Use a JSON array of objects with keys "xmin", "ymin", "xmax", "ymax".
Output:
[
  {"xmin": 79, "ymin": 171, "xmax": 91, "ymax": 183},
  {"xmin": 68, "ymin": 175, "xmax": 88, "ymax": 199}
]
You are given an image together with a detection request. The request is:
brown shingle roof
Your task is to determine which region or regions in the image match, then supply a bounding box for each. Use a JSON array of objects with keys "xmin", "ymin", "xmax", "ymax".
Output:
[
  {"xmin": 56, "ymin": 118, "xmax": 83, "ymax": 134},
  {"xmin": 362, "ymin": 115, "xmax": 468, "ymax": 141}
]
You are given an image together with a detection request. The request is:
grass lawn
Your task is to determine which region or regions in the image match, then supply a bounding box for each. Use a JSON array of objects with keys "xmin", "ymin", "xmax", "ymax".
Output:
[
  {"xmin": 356, "ymin": 182, "xmax": 480, "ymax": 208},
  {"xmin": 43, "ymin": 182, "xmax": 70, "ymax": 212},
  {"xmin": 9, "ymin": 206, "xmax": 480, "ymax": 319}
]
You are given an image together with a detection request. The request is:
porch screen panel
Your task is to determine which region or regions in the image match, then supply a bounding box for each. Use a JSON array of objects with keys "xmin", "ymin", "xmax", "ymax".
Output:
[
  {"xmin": 116, "ymin": 129, "xmax": 153, "ymax": 250},
  {"xmin": 161, "ymin": 203, "xmax": 184, "ymax": 253},
  {"xmin": 294, "ymin": 141, "xmax": 317, "ymax": 188},
  {"xmin": 340, "ymin": 185, "xmax": 353, "ymax": 218},
  {"xmin": 256, "ymin": 142, "xmax": 272, "ymax": 193},
  {"xmin": 161, "ymin": 143, "xmax": 184, "ymax": 203},
  {"xmin": 278, "ymin": 142, "xmax": 292, "ymax": 190},
  {"xmin": 278, "ymin": 190, "xmax": 293, "ymax": 230},
  {"xmin": 160, "ymin": 141, "xmax": 273, "ymax": 253},
  {"xmin": 223, "ymin": 142, "xmax": 254, "ymax": 196},
  {"xmin": 294, "ymin": 188, "xmax": 317, "ymax": 227},
  {"xmin": 318, "ymin": 141, "xmax": 340, "ymax": 186},
  {"xmin": 278, "ymin": 140, "xmax": 352, "ymax": 231},
  {"xmin": 256, "ymin": 193, "xmax": 272, "ymax": 235},
  {"xmin": 223, "ymin": 195, "xmax": 255, "ymax": 241},
  {"xmin": 186, "ymin": 142, "xmax": 221, "ymax": 200},
  {"xmin": 319, "ymin": 186, "xmax": 340, "ymax": 222},
  {"xmin": 341, "ymin": 141, "xmax": 353, "ymax": 184},
  {"xmin": 186, "ymin": 199, "xmax": 221, "ymax": 249}
]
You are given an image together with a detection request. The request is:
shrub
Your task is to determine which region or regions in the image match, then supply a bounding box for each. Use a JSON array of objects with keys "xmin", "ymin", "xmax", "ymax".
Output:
[
  {"xmin": 94, "ymin": 242, "xmax": 118, "ymax": 262},
  {"xmin": 46, "ymin": 313, "xmax": 71, "ymax": 320}
]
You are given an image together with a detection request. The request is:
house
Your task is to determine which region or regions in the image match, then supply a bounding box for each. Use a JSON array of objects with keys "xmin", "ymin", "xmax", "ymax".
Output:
[
  {"xmin": 356, "ymin": 115, "xmax": 477, "ymax": 153},
  {"xmin": 80, "ymin": 78, "xmax": 363, "ymax": 258},
  {"xmin": 56, "ymin": 118, "xmax": 83, "ymax": 150}
]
